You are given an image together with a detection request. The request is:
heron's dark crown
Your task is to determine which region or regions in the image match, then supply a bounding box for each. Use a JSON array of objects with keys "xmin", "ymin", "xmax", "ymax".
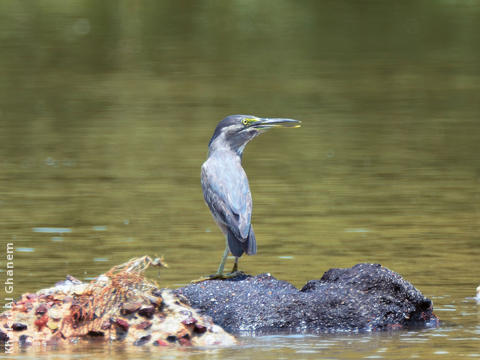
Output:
[
  {"xmin": 208, "ymin": 115, "xmax": 251, "ymax": 146},
  {"xmin": 208, "ymin": 115, "xmax": 259, "ymax": 156}
]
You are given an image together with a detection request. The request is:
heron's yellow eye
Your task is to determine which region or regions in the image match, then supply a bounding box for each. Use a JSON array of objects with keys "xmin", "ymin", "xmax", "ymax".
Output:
[{"xmin": 242, "ymin": 118, "xmax": 248, "ymax": 125}]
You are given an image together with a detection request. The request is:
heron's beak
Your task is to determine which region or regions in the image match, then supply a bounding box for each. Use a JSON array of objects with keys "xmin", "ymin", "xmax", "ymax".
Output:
[{"xmin": 252, "ymin": 118, "xmax": 301, "ymax": 129}]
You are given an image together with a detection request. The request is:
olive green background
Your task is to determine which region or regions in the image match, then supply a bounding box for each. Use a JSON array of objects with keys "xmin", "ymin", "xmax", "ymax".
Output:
[{"xmin": 1, "ymin": 1, "xmax": 479, "ymax": 358}]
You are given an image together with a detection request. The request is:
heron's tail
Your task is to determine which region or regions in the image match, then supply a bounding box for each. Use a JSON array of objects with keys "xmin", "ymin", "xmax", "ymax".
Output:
[
  {"xmin": 227, "ymin": 226, "xmax": 257, "ymax": 257},
  {"xmin": 227, "ymin": 231, "xmax": 244, "ymax": 257},
  {"xmin": 246, "ymin": 226, "xmax": 257, "ymax": 255}
]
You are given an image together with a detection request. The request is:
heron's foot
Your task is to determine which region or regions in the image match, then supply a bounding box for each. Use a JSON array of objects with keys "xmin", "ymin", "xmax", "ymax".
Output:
[{"xmin": 191, "ymin": 271, "xmax": 245, "ymax": 283}]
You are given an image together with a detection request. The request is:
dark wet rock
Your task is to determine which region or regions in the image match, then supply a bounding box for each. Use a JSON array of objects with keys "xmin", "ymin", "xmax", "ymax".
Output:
[
  {"xmin": 19, "ymin": 334, "xmax": 32, "ymax": 346},
  {"xmin": 166, "ymin": 335, "xmax": 177, "ymax": 343},
  {"xmin": 135, "ymin": 320, "xmax": 152, "ymax": 330},
  {"xmin": 133, "ymin": 334, "xmax": 151, "ymax": 346},
  {"xmin": 35, "ymin": 304, "xmax": 48, "ymax": 315},
  {"xmin": 12, "ymin": 323, "xmax": 28, "ymax": 331},
  {"xmin": 175, "ymin": 263, "xmax": 439, "ymax": 334},
  {"xmin": 114, "ymin": 318, "xmax": 130, "ymax": 332},
  {"xmin": 138, "ymin": 305, "xmax": 155, "ymax": 319},
  {"xmin": 193, "ymin": 323, "xmax": 207, "ymax": 334},
  {"xmin": 87, "ymin": 331, "xmax": 104, "ymax": 337},
  {"xmin": 120, "ymin": 302, "xmax": 142, "ymax": 315}
]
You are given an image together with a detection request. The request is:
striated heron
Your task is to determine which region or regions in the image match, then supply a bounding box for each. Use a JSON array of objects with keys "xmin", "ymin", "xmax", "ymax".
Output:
[{"xmin": 200, "ymin": 115, "xmax": 301, "ymax": 279}]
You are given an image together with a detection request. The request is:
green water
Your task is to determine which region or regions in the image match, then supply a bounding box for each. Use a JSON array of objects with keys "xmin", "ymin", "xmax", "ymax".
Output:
[{"xmin": 1, "ymin": 1, "xmax": 480, "ymax": 358}]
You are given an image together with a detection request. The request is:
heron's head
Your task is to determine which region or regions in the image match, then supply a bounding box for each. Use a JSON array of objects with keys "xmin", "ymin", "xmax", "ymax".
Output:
[{"xmin": 208, "ymin": 115, "xmax": 301, "ymax": 156}]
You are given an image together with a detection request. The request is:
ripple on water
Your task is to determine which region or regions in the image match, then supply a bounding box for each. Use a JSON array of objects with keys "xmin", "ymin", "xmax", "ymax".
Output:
[
  {"xmin": 344, "ymin": 228, "xmax": 371, "ymax": 233},
  {"xmin": 33, "ymin": 227, "xmax": 72, "ymax": 233},
  {"xmin": 92, "ymin": 226, "xmax": 108, "ymax": 231},
  {"xmin": 16, "ymin": 247, "xmax": 35, "ymax": 252}
]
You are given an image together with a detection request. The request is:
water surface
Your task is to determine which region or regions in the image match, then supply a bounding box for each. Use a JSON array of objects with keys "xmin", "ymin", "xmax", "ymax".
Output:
[{"xmin": 1, "ymin": 1, "xmax": 479, "ymax": 358}]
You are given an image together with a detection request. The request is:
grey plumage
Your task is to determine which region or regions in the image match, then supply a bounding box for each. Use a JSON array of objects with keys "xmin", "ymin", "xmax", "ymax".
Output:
[
  {"xmin": 201, "ymin": 150, "xmax": 255, "ymax": 257},
  {"xmin": 201, "ymin": 114, "xmax": 300, "ymax": 275}
]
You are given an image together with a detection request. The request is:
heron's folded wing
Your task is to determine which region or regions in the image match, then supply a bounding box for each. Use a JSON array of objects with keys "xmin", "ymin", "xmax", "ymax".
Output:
[{"xmin": 201, "ymin": 163, "xmax": 251, "ymax": 240}]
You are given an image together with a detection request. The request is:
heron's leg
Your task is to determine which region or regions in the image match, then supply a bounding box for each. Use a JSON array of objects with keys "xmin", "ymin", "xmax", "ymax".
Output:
[
  {"xmin": 230, "ymin": 257, "xmax": 238, "ymax": 273},
  {"xmin": 191, "ymin": 240, "xmax": 242, "ymax": 283},
  {"xmin": 216, "ymin": 245, "xmax": 230, "ymax": 275}
]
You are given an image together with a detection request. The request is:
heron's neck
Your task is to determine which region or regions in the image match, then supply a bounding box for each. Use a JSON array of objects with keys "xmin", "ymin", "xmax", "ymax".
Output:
[
  {"xmin": 208, "ymin": 136, "xmax": 246, "ymax": 159},
  {"xmin": 208, "ymin": 147, "xmax": 244, "ymax": 163}
]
